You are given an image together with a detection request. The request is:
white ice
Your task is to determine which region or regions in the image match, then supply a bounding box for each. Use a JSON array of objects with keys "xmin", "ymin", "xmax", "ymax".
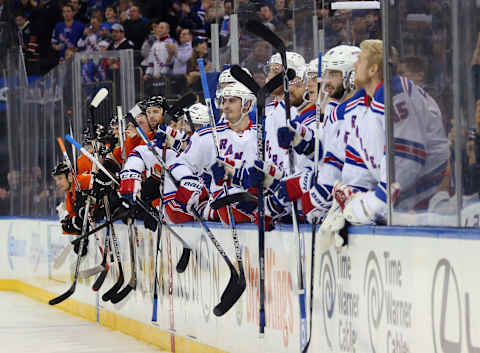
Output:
[{"xmin": 0, "ymin": 292, "xmax": 167, "ymax": 352}]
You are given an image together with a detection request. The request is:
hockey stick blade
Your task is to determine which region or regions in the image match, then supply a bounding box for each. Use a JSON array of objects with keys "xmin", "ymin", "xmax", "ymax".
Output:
[
  {"xmin": 213, "ymin": 273, "xmax": 246, "ymax": 316},
  {"xmin": 92, "ymin": 268, "xmax": 108, "ymax": 291},
  {"xmin": 211, "ymin": 192, "xmax": 258, "ymax": 210},
  {"xmin": 53, "ymin": 243, "xmax": 73, "ymax": 269},
  {"xmin": 110, "ymin": 283, "xmax": 134, "ymax": 304},
  {"xmin": 230, "ymin": 65, "xmax": 260, "ymax": 94},
  {"xmin": 169, "ymin": 92, "xmax": 197, "ymax": 115},
  {"xmin": 176, "ymin": 248, "xmax": 191, "ymax": 273},
  {"xmin": 246, "ymin": 20, "xmax": 285, "ymax": 51},
  {"xmin": 49, "ymin": 283, "xmax": 75, "ymax": 305},
  {"xmin": 90, "ymin": 88, "xmax": 109, "ymax": 108},
  {"xmin": 79, "ymin": 264, "xmax": 105, "ymax": 279},
  {"xmin": 101, "ymin": 272, "xmax": 124, "ymax": 301}
]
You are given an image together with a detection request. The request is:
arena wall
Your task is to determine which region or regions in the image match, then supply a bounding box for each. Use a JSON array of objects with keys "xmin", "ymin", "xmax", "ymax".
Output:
[{"xmin": 0, "ymin": 217, "xmax": 479, "ymax": 353}]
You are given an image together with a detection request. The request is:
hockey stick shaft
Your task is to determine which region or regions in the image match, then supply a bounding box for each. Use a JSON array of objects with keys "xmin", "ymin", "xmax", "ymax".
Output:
[{"xmin": 117, "ymin": 106, "xmax": 127, "ymax": 161}]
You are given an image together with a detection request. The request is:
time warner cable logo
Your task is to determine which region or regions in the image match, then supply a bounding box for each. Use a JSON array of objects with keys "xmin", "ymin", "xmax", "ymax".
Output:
[
  {"xmin": 319, "ymin": 251, "xmax": 336, "ymax": 350},
  {"xmin": 363, "ymin": 251, "xmax": 384, "ymax": 353}
]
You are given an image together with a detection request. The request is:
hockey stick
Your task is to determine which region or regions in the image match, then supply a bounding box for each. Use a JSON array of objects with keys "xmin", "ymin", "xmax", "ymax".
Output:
[
  {"xmin": 110, "ymin": 217, "xmax": 137, "ymax": 304},
  {"xmin": 302, "ymin": 52, "xmax": 324, "ymax": 353},
  {"xmin": 165, "ymin": 92, "xmax": 197, "ymax": 121},
  {"xmin": 245, "ymin": 20, "xmax": 308, "ymax": 349},
  {"xmin": 125, "ymin": 109, "xmax": 244, "ymax": 316},
  {"xmin": 49, "ymin": 199, "xmax": 91, "ymax": 305},
  {"xmin": 136, "ymin": 199, "xmax": 191, "ymax": 274},
  {"xmin": 91, "ymin": 194, "xmax": 116, "ymax": 291},
  {"xmin": 49, "ymin": 89, "xmax": 109, "ymax": 306},
  {"xmin": 53, "ymin": 242, "xmax": 72, "ymax": 269},
  {"xmin": 152, "ymin": 146, "xmax": 166, "ymax": 322},
  {"xmin": 198, "ymin": 58, "xmax": 246, "ymax": 315}
]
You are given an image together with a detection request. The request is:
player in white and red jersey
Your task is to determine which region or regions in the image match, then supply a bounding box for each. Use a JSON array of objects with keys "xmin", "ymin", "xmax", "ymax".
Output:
[
  {"xmin": 168, "ymin": 82, "xmax": 258, "ymax": 225},
  {"xmin": 262, "ymin": 45, "xmax": 363, "ymax": 223},
  {"xmin": 331, "ymin": 40, "xmax": 448, "ymax": 227}
]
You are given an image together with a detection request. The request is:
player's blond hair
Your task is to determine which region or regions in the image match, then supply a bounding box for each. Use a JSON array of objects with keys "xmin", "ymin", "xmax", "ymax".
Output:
[{"xmin": 360, "ymin": 40, "xmax": 383, "ymax": 78}]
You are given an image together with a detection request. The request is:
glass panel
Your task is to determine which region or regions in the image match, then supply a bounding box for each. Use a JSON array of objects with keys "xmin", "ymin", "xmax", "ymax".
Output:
[{"xmin": 386, "ymin": 0, "xmax": 479, "ymax": 227}]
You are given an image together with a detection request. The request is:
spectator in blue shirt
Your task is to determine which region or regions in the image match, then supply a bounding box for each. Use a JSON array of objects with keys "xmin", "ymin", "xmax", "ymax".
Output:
[
  {"xmin": 100, "ymin": 5, "xmax": 117, "ymax": 38},
  {"xmin": 51, "ymin": 4, "xmax": 85, "ymax": 59}
]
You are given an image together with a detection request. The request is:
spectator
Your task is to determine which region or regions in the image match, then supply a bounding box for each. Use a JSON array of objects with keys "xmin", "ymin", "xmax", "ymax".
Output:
[
  {"xmin": 140, "ymin": 22, "xmax": 157, "ymax": 70},
  {"xmin": 350, "ymin": 10, "xmax": 369, "ymax": 45},
  {"xmin": 77, "ymin": 16, "xmax": 102, "ymax": 52},
  {"xmin": 70, "ymin": 0, "xmax": 89, "ymax": 24},
  {"xmin": 220, "ymin": 0, "xmax": 232, "ymax": 46},
  {"xmin": 100, "ymin": 5, "xmax": 117, "ymax": 36},
  {"xmin": 170, "ymin": 28, "xmax": 193, "ymax": 75},
  {"xmin": 175, "ymin": 1, "xmax": 198, "ymax": 30},
  {"xmin": 122, "ymin": 4, "xmax": 148, "ymax": 50},
  {"xmin": 51, "ymin": 4, "xmax": 85, "ymax": 60},
  {"xmin": 107, "ymin": 23, "xmax": 134, "ymax": 50},
  {"xmin": 14, "ymin": 0, "xmax": 34, "ymax": 19},
  {"xmin": 241, "ymin": 41, "xmax": 271, "ymax": 74},
  {"xmin": 365, "ymin": 9, "xmax": 381, "ymax": 39},
  {"xmin": 144, "ymin": 21, "xmax": 175, "ymax": 79},
  {"xmin": 90, "ymin": 8, "xmax": 104, "ymax": 23},
  {"xmin": 15, "ymin": 10, "xmax": 39, "ymax": 73},
  {"xmin": 258, "ymin": 4, "xmax": 277, "ymax": 31},
  {"xmin": 191, "ymin": 0, "xmax": 213, "ymax": 39},
  {"xmin": 274, "ymin": 0, "xmax": 291, "ymax": 25},
  {"xmin": 0, "ymin": 0, "xmax": 10, "ymax": 22},
  {"xmin": 186, "ymin": 37, "xmax": 210, "ymax": 88}
]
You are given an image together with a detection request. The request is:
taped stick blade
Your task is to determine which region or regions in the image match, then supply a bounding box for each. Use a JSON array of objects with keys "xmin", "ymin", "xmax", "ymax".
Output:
[
  {"xmin": 214, "ymin": 273, "xmax": 246, "ymax": 317},
  {"xmin": 211, "ymin": 192, "xmax": 258, "ymax": 210},
  {"xmin": 91, "ymin": 88, "xmax": 109, "ymax": 108},
  {"xmin": 175, "ymin": 248, "xmax": 191, "ymax": 273}
]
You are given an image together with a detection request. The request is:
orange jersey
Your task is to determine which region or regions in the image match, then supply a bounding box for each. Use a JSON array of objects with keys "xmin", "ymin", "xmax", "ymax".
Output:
[
  {"xmin": 65, "ymin": 174, "xmax": 92, "ymax": 217},
  {"xmin": 76, "ymin": 154, "xmax": 93, "ymax": 175},
  {"xmin": 125, "ymin": 131, "xmax": 155, "ymax": 157}
]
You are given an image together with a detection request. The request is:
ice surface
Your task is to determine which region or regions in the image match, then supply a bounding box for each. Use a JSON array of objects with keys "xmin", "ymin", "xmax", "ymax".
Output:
[{"xmin": 0, "ymin": 292, "xmax": 167, "ymax": 352}]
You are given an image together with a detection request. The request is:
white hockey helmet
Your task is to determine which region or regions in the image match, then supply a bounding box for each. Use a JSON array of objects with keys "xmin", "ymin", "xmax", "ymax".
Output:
[
  {"xmin": 322, "ymin": 45, "xmax": 361, "ymax": 89},
  {"xmin": 215, "ymin": 67, "xmax": 252, "ymax": 107},
  {"xmin": 185, "ymin": 103, "xmax": 210, "ymax": 126},
  {"xmin": 306, "ymin": 58, "xmax": 321, "ymax": 77},
  {"xmin": 266, "ymin": 51, "xmax": 306, "ymax": 81},
  {"xmin": 221, "ymin": 82, "xmax": 256, "ymax": 115}
]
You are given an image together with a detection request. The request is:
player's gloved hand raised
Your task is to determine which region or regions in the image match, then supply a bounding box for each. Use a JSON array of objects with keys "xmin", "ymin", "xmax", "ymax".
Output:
[
  {"xmin": 175, "ymin": 176, "xmax": 205, "ymax": 213},
  {"xmin": 248, "ymin": 160, "xmax": 284, "ymax": 190},
  {"xmin": 73, "ymin": 237, "xmax": 89, "ymax": 257},
  {"xmin": 119, "ymin": 170, "xmax": 142, "ymax": 204},
  {"xmin": 92, "ymin": 170, "xmax": 113, "ymax": 199},
  {"xmin": 155, "ymin": 125, "xmax": 186, "ymax": 153},
  {"xmin": 277, "ymin": 120, "xmax": 317, "ymax": 157}
]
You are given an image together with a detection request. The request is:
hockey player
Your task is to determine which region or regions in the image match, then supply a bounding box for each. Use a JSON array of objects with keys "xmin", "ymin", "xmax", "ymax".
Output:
[
  {"xmin": 272, "ymin": 45, "xmax": 363, "ymax": 223},
  {"xmin": 52, "ymin": 162, "xmax": 112, "ymax": 255},
  {"xmin": 329, "ymin": 39, "xmax": 448, "ymax": 227},
  {"xmin": 168, "ymin": 82, "xmax": 258, "ymax": 225}
]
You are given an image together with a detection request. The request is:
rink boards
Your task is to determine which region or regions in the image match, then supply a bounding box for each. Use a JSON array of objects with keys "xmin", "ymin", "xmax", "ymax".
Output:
[{"xmin": 0, "ymin": 216, "xmax": 479, "ymax": 353}]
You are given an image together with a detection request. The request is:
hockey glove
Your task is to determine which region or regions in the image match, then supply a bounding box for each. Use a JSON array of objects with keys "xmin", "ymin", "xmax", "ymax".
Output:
[
  {"xmin": 277, "ymin": 120, "xmax": 317, "ymax": 157},
  {"xmin": 248, "ymin": 160, "xmax": 284, "ymax": 191},
  {"xmin": 141, "ymin": 176, "xmax": 162, "ymax": 203},
  {"xmin": 60, "ymin": 216, "xmax": 82, "ymax": 235},
  {"xmin": 175, "ymin": 176, "xmax": 205, "ymax": 213},
  {"xmin": 301, "ymin": 183, "xmax": 333, "ymax": 224},
  {"xmin": 73, "ymin": 237, "xmax": 89, "ymax": 257},
  {"xmin": 210, "ymin": 157, "xmax": 231, "ymax": 186},
  {"xmin": 134, "ymin": 203, "xmax": 159, "ymax": 232},
  {"xmin": 275, "ymin": 168, "xmax": 314, "ymax": 203},
  {"xmin": 155, "ymin": 125, "xmax": 187, "ymax": 153},
  {"xmin": 119, "ymin": 169, "xmax": 142, "ymax": 204},
  {"xmin": 92, "ymin": 170, "xmax": 113, "ymax": 199}
]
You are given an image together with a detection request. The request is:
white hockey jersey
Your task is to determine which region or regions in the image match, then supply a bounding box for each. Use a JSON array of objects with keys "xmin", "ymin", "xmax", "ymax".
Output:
[
  {"xmin": 169, "ymin": 120, "xmax": 258, "ymax": 197},
  {"xmin": 145, "ymin": 37, "xmax": 175, "ymax": 76}
]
